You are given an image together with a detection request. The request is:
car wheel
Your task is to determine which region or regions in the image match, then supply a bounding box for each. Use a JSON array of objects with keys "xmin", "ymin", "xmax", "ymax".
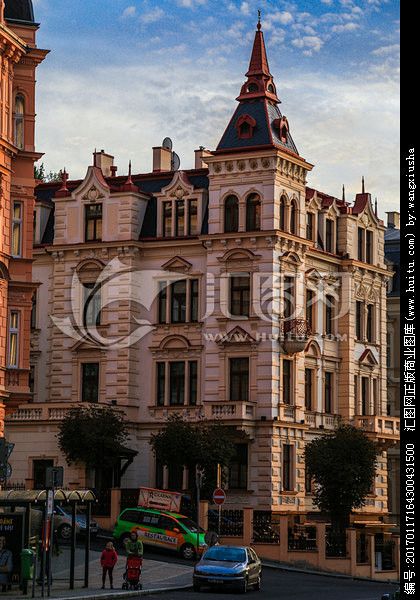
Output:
[
  {"xmin": 240, "ymin": 577, "xmax": 248, "ymax": 594},
  {"xmin": 58, "ymin": 523, "xmax": 72, "ymax": 540},
  {"xmin": 254, "ymin": 574, "xmax": 262, "ymax": 591},
  {"xmin": 120, "ymin": 532, "xmax": 131, "ymax": 547},
  {"xmin": 180, "ymin": 543, "xmax": 196, "ymax": 560}
]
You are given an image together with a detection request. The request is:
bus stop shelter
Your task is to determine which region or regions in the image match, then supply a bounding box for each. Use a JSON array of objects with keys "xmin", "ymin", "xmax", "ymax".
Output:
[{"xmin": 0, "ymin": 489, "xmax": 96, "ymax": 592}]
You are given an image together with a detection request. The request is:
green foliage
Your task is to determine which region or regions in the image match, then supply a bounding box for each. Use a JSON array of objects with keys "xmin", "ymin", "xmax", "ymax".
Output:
[
  {"xmin": 57, "ymin": 404, "xmax": 131, "ymax": 469},
  {"xmin": 304, "ymin": 424, "xmax": 378, "ymax": 530},
  {"xmin": 150, "ymin": 414, "xmax": 236, "ymax": 500},
  {"xmin": 34, "ymin": 162, "xmax": 62, "ymax": 183}
]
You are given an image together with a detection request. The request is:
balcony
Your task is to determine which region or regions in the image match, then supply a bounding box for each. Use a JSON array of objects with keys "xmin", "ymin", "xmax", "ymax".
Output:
[
  {"xmin": 281, "ymin": 319, "xmax": 311, "ymax": 354},
  {"xmin": 204, "ymin": 400, "xmax": 256, "ymax": 421},
  {"xmin": 353, "ymin": 415, "xmax": 400, "ymax": 448}
]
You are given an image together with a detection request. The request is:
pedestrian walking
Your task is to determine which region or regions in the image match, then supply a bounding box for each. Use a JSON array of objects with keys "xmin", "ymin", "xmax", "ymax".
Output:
[{"xmin": 100, "ymin": 541, "xmax": 118, "ymax": 589}]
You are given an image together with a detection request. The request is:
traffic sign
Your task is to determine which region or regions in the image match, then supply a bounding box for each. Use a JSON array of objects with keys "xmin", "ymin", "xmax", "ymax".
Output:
[{"xmin": 213, "ymin": 488, "xmax": 226, "ymax": 505}]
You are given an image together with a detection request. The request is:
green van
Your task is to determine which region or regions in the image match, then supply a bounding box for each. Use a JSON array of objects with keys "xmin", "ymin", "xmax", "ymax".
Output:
[{"xmin": 113, "ymin": 507, "xmax": 206, "ymax": 559}]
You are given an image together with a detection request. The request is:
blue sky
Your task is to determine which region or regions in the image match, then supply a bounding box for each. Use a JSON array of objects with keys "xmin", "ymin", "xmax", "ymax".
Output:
[{"xmin": 32, "ymin": 0, "xmax": 400, "ymax": 219}]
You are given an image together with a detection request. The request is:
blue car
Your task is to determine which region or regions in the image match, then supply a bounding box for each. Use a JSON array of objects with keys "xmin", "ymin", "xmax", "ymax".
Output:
[{"xmin": 193, "ymin": 545, "xmax": 262, "ymax": 593}]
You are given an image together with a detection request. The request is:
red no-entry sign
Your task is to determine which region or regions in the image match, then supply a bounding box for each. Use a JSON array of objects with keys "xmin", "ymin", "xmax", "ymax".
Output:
[{"xmin": 213, "ymin": 488, "xmax": 226, "ymax": 505}]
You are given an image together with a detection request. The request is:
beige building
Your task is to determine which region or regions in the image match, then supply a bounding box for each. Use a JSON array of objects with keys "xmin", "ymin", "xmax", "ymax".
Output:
[{"xmin": 6, "ymin": 22, "xmax": 399, "ymax": 519}]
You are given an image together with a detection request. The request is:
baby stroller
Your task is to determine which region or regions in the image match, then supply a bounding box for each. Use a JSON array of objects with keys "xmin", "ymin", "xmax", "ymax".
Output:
[{"xmin": 122, "ymin": 555, "xmax": 143, "ymax": 590}]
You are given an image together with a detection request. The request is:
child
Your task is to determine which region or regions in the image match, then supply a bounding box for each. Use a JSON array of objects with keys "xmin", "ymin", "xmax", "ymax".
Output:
[{"xmin": 100, "ymin": 541, "xmax": 118, "ymax": 589}]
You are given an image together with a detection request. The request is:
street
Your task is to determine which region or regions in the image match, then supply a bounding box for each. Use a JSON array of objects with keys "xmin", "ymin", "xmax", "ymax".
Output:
[{"xmin": 87, "ymin": 536, "xmax": 399, "ymax": 600}]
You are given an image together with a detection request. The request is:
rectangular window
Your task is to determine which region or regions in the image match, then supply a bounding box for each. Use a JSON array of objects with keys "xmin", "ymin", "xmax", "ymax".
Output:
[
  {"xmin": 230, "ymin": 274, "xmax": 250, "ymax": 317},
  {"xmin": 366, "ymin": 304, "xmax": 374, "ymax": 342},
  {"xmin": 29, "ymin": 365, "xmax": 35, "ymax": 394},
  {"xmin": 170, "ymin": 361, "xmax": 185, "ymax": 405},
  {"xmin": 325, "ymin": 219, "xmax": 333, "ymax": 253},
  {"xmin": 324, "ymin": 372, "xmax": 333, "ymax": 413},
  {"xmin": 12, "ymin": 202, "xmax": 22, "ymax": 257},
  {"xmin": 229, "ymin": 357, "xmax": 249, "ymax": 402},
  {"xmin": 33, "ymin": 459, "xmax": 53, "ymax": 490},
  {"xmin": 175, "ymin": 200, "xmax": 185, "ymax": 237},
  {"xmin": 158, "ymin": 281, "xmax": 167, "ymax": 324},
  {"xmin": 325, "ymin": 295, "xmax": 334, "ymax": 335},
  {"xmin": 366, "ymin": 230, "xmax": 372, "ymax": 264},
  {"xmin": 306, "ymin": 289, "xmax": 315, "ymax": 332},
  {"xmin": 188, "ymin": 361, "xmax": 198, "ymax": 406},
  {"xmin": 283, "ymin": 276, "xmax": 294, "ymax": 319},
  {"xmin": 9, "ymin": 311, "xmax": 19, "ymax": 367},
  {"xmin": 282, "ymin": 360, "xmax": 291, "ymax": 404},
  {"xmin": 31, "ymin": 291, "xmax": 37, "ymax": 329},
  {"xmin": 83, "ymin": 282, "xmax": 101, "ymax": 326},
  {"xmin": 162, "ymin": 201, "xmax": 172, "ymax": 237},
  {"xmin": 305, "ymin": 368, "xmax": 313, "ymax": 411},
  {"xmin": 188, "ymin": 199, "xmax": 198, "ymax": 235},
  {"xmin": 156, "ymin": 362, "xmax": 166, "ymax": 406},
  {"xmin": 283, "ymin": 444, "xmax": 293, "ymax": 491},
  {"xmin": 356, "ymin": 301, "xmax": 362, "ymax": 340},
  {"xmin": 229, "ymin": 443, "xmax": 248, "ymax": 489},
  {"xmin": 190, "ymin": 279, "xmax": 199, "ymax": 322},
  {"xmin": 85, "ymin": 203, "xmax": 102, "ymax": 241},
  {"xmin": 171, "ymin": 280, "xmax": 187, "ymax": 323},
  {"xmin": 361, "ymin": 376, "xmax": 369, "ymax": 415},
  {"xmin": 306, "ymin": 212, "xmax": 314, "ymax": 241},
  {"xmin": 82, "ymin": 363, "xmax": 99, "ymax": 402},
  {"xmin": 357, "ymin": 227, "xmax": 364, "ymax": 261}
]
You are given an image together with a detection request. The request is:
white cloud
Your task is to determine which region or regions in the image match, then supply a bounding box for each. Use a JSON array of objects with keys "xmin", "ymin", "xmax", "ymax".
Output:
[
  {"xmin": 143, "ymin": 7, "xmax": 164, "ymax": 23},
  {"xmin": 121, "ymin": 6, "xmax": 137, "ymax": 19},
  {"xmin": 291, "ymin": 35, "xmax": 324, "ymax": 54}
]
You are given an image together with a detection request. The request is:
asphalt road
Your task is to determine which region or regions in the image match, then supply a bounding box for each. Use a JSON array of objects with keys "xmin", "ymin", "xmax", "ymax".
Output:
[{"xmin": 85, "ymin": 535, "xmax": 399, "ymax": 600}]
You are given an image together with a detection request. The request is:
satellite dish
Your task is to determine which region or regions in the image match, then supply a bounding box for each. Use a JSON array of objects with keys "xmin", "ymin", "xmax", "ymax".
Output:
[
  {"xmin": 162, "ymin": 137, "xmax": 173, "ymax": 150},
  {"xmin": 171, "ymin": 152, "xmax": 181, "ymax": 171}
]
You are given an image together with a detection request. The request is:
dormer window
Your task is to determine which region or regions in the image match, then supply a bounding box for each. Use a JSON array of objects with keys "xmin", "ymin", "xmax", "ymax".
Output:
[
  {"xmin": 273, "ymin": 116, "xmax": 289, "ymax": 143},
  {"xmin": 357, "ymin": 226, "xmax": 373, "ymax": 264},
  {"xmin": 235, "ymin": 114, "xmax": 256, "ymax": 139},
  {"xmin": 85, "ymin": 203, "xmax": 102, "ymax": 242}
]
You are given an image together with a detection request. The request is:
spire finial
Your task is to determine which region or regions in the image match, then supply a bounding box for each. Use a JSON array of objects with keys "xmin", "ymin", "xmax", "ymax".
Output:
[
  {"xmin": 257, "ymin": 9, "xmax": 261, "ymax": 29},
  {"xmin": 361, "ymin": 176, "xmax": 365, "ymax": 194},
  {"xmin": 375, "ymin": 197, "xmax": 378, "ymax": 217},
  {"xmin": 342, "ymin": 184, "xmax": 345, "ymax": 202},
  {"xmin": 127, "ymin": 160, "xmax": 133, "ymax": 184}
]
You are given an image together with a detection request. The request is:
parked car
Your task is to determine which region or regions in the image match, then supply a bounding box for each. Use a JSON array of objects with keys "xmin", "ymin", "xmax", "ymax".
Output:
[
  {"xmin": 193, "ymin": 545, "xmax": 262, "ymax": 593},
  {"xmin": 113, "ymin": 507, "xmax": 206, "ymax": 560},
  {"xmin": 31, "ymin": 506, "xmax": 98, "ymax": 540},
  {"xmin": 55, "ymin": 506, "xmax": 98, "ymax": 539}
]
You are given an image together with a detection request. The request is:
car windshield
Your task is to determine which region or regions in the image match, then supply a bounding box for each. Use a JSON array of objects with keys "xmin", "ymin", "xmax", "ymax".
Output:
[
  {"xmin": 204, "ymin": 547, "xmax": 246, "ymax": 562},
  {"xmin": 176, "ymin": 516, "xmax": 204, "ymax": 534}
]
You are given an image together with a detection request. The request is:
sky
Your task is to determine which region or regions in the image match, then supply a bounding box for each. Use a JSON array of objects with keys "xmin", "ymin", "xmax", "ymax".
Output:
[{"xmin": 31, "ymin": 0, "xmax": 400, "ymax": 220}]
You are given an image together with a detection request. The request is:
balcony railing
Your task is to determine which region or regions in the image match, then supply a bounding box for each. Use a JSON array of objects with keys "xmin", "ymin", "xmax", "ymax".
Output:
[
  {"xmin": 204, "ymin": 401, "xmax": 256, "ymax": 421},
  {"xmin": 281, "ymin": 318, "xmax": 311, "ymax": 354},
  {"xmin": 353, "ymin": 415, "xmax": 400, "ymax": 438}
]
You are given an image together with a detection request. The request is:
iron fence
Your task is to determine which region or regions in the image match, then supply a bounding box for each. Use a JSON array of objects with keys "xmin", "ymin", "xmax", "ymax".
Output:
[
  {"xmin": 325, "ymin": 526, "xmax": 348, "ymax": 558},
  {"xmin": 252, "ymin": 511, "xmax": 281, "ymax": 544},
  {"xmin": 208, "ymin": 509, "xmax": 243, "ymax": 536},
  {"xmin": 91, "ymin": 488, "xmax": 111, "ymax": 516},
  {"xmin": 288, "ymin": 525, "xmax": 317, "ymax": 551},
  {"xmin": 356, "ymin": 533, "xmax": 370, "ymax": 564}
]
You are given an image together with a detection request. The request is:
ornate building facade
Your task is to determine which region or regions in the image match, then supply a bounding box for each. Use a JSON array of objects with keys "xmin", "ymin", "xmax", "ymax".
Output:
[
  {"xmin": 0, "ymin": 0, "xmax": 47, "ymax": 448},
  {"xmin": 6, "ymin": 22, "xmax": 399, "ymax": 518}
]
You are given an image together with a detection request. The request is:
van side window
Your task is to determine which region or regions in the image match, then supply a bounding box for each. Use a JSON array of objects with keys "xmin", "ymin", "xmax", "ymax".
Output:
[
  {"xmin": 159, "ymin": 516, "xmax": 177, "ymax": 531},
  {"xmin": 143, "ymin": 514, "xmax": 159, "ymax": 525},
  {"xmin": 122, "ymin": 510, "xmax": 144, "ymax": 525}
]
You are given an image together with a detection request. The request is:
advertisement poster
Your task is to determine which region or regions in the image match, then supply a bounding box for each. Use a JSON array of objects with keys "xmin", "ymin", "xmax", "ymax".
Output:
[
  {"xmin": 0, "ymin": 513, "xmax": 23, "ymax": 586},
  {"xmin": 138, "ymin": 487, "xmax": 182, "ymax": 513}
]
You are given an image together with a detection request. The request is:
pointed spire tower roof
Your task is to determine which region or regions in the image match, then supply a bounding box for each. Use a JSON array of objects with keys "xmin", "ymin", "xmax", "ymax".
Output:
[{"xmin": 216, "ymin": 15, "xmax": 298, "ymax": 155}]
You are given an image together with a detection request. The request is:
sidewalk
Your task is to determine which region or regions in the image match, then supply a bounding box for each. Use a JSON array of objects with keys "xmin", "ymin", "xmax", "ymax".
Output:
[{"xmin": 1, "ymin": 547, "xmax": 193, "ymax": 600}]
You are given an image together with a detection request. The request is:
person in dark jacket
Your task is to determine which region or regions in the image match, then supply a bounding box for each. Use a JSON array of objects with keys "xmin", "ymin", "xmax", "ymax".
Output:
[{"xmin": 100, "ymin": 541, "xmax": 118, "ymax": 589}]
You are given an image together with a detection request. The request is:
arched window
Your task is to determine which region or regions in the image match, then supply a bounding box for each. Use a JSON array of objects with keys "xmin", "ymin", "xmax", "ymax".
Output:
[
  {"xmin": 224, "ymin": 195, "xmax": 239, "ymax": 233},
  {"xmin": 290, "ymin": 200, "xmax": 298, "ymax": 235},
  {"xmin": 15, "ymin": 95, "xmax": 25, "ymax": 149},
  {"xmin": 246, "ymin": 193, "xmax": 261, "ymax": 231},
  {"xmin": 279, "ymin": 195, "xmax": 287, "ymax": 231}
]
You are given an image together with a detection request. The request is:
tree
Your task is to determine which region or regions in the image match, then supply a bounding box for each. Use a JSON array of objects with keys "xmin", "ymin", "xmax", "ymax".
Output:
[
  {"xmin": 304, "ymin": 425, "xmax": 378, "ymax": 532},
  {"xmin": 57, "ymin": 404, "xmax": 136, "ymax": 489},
  {"xmin": 34, "ymin": 162, "xmax": 62, "ymax": 182},
  {"xmin": 150, "ymin": 413, "xmax": 236, "ymax": 501}
]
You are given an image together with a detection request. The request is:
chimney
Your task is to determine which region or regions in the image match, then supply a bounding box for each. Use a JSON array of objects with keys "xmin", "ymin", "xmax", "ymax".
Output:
[
  {"xmin": 194, "ymin": 147, "xmax": 212, "ymax": 169},
  {"xmin": 386, "ymin": 211, "xmax": 400, "ymax": 229},
  {"xmin": 152, "ymin": 146, "xmax": 172, "ymax": 172},
  {"xmin": 93, "ymin": 150, "xmax": 115, "ymax": 177}
]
